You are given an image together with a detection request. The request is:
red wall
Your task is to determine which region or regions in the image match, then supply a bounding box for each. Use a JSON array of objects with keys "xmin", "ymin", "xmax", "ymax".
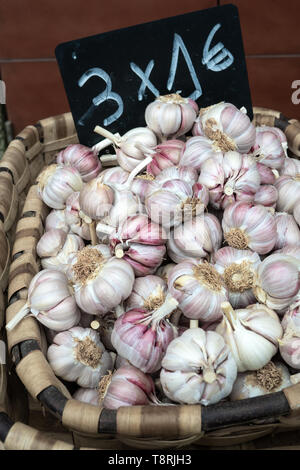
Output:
[{"xmin": 0, "ymin": 0, "xmax": 299, "ymax": 134}]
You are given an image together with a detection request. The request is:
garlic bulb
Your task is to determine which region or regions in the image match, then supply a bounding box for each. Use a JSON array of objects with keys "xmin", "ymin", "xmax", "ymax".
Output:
[
  {"xmin": 280, "ymin": 156, "xmax": 300, "ymax": 177},
  {"xmin": 111, "ymin": 295, "xmax": 178, "ymax": 373},
  {"xmin": 275, "ymin": 174, "xmax": 300, "ymax": 214},
  {"xmin": 6, "ymin": 269, "xmax": 80, "ymax": 332},
  {"xmin": 216, "ymin": 302, "xmax": 283, "ymax": 372},
  {"xmin": 167, "ymin": 213, "xmax": 222, "ymax": 264},
  {"xmin": 249, "ymin": 126, "xmax": 286, "ymax": 169},
  {"xmin": 168, "ymin": 259, "xmax": 227, "ymax": 322},
  {"xmin": 145, "ymin": 166, "xmax": 208, "ymax": 229},
  {"xmin": 198, "ymin": 152, "xmax": 261, "ymax": 210},
  {"xmin": 156, "ymin": 263, "xmax": 176, "ymax": 283},
  {"xmin": 145, "ymin": 93, "xmax": 198, "ymax": 141},
  {"xmin": 293, "ymin": 201, "xmax": 300, "ymax": 226},
  {"xmin": 100, "ymin": 365, "xmax": 158, "ymax": 409},
  {"xmin": 37, "ymin": 164, "xmax": 83, "ymax": 209},
  {"xmin": 180, "ymin": 135, "xmax": 223, "ymax": 172},
  {"xmin": 67, "ymin": 245, "xmax": 135, "ymax": 316},
  {"xmin": 194, "ymin": 102, "xmax": 255, "ymax": 154},
  {"xmin": 130, "ymin": 173, "xmax": 155, "ymax": 203},
  {"xmin": 274, "ymin": 212, "xmax": 300, "ymax": 250},
  {"xmin": 37, "ymin": 229, "xmax": 84, "ymax": 272},
  {"xmin": 109, "ymin": 214, "xmax": 167, "ymax": 277},
  {"xmin": 274, "ymin": 244, "xmax": 300, "ymax": 261},
  {"xmin": 102, "ymin": 188, "xmax": 143, "ymax": 229},
  {"xmin": 160, "ymin": 328, "xmax": 237, "ymax": 406},
  {"xmin": 146, "ymin": 139, "xmax": 185, "ymax": 176},
  {"xmin": 48, "ymin": 327, "xmax": 113, "ymax": 388},
  {"xmin": 253, "ymin": 253, "xmax": 300, "ymax": 312},
  {"xmin": 57, "ymin": 144, "xmax": 102, "ymax": 182},
  {"xmin": 279, "ymin": 306, "xmax": 300, "ymax": 369},
  {"xmin": 65, "ymin": 192, "xmax": 91, "ymax": 240},
  {"xmin": 73, "ymin": 387, "xmax": 99, "ymax": 406},
  {"xmin": 256, "ymin": 162, "xmax": 277, "ymax": 185},
  {"xmin": 230, "ymin": 361, "xmax": 291, "ymax": 401},
  {"xmin": 115, "ymin": 127, "xmax": 157, "ymax": 172},
  {"xmin": 79, "ymin": 177, "xmax": 114, "ymax": 221},
  {"xmin": 45, "ymin": 209, "xmax": 69, "ymax": 233},
  {"xmin": 222, "ymin": 201, "xmax": 276, "ymax": 254},
  {"xmin": 126, "ymin": 275, "xmax": 167, "ymax": 311},
  {"xmin": 213, "ymin": 247, "xmax": 261, "ymax": 308},
  {"xmin": 254, "ymin": 185, "xmax": 278, "ymax": 208}
]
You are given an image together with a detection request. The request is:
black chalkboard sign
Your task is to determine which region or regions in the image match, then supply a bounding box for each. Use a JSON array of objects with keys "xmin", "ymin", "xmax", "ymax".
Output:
[{"xmin": 55, "ymin": 4, "xmax": 252, "ymax": 148}]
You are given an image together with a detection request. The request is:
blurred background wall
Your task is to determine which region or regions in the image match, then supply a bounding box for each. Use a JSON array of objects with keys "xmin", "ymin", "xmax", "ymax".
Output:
[{"xmin": 0, "ymin": 0, "xmax": 299, "ymax": 136}]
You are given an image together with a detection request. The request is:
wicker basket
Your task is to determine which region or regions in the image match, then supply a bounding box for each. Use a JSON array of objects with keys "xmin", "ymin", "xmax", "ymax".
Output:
[{"xmin": 1, "ymin": 108, "xmax": 300, "ymax": 451}]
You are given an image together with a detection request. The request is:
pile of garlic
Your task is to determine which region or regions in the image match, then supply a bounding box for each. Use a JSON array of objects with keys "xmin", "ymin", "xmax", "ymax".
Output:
[{"xmin": 7, "ymin": 93, "xmax": 300, "ymax": 410}]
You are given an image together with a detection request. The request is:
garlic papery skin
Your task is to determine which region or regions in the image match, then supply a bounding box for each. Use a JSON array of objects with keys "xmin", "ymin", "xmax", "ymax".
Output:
[
  {"xmin": 168, "ymin": 259, "xmax": 227, "ymax": 322},
  {"xmin": 216, "ymin": 302, "xmax": 283, "ymax": 372},
  {"xmin": 222, "ymin": 201, "xmax": 276, "ymax": 255},
  {"xmin": 109, "ymin": 214, "xmax": 167, "ymax": 277},
  {"xmin": 103, "ymin": 188, "xmax": 143, "ymax": 229},
  {"xmin": 274, "ymin": 212, "xmax": 300, "ymax": 250},
  {"xmin": 230, "ymin": 361, "xmax": 291, "ymax": 401},
  {"xmin": 67, "ymin": 245, "xmax": 135, "ymax": 316},
  {"xmin": 274, "ymin": 244, "xmax": 300, "ymax": 261},
  {"xmin": 36, "ymin": 229, "xmax": 67, "ymax": 258},
  {"xmin": 115, "ymin": 127, "xmax": 157, "ymax": 172},
  {"xmin": 256, "ymin": 163, "xmax": 276, "ymax": 185},
  {"xmin": 279, "ymin": 306, "xmax": 300, "ymax": 369},
  {"xmin": 111, "ymin": 296, "xmax": 179, "ymax": 373},
  {"xmin": 156, "ymin": 263, "xmax": 177, "ymax": 284},
  {"xmin": 145, "ymin": 93, "xmax": 198, "ymax": 141},
  {"xmin": 47, "ymin": 327, "xmax": 113, "ymax": 388},
  {"xmin": 254, "ymin": 185, "xmax": 278, "ymax": 208},
  {"xmin": 37, "ymin": 164, "xmax": 83, "ymax": 209},
  {"xmin": 78, "ymin": 178, "xmax": 115, "ymax": 221},
  {"xmin": 249, "ymin": 126, "xmax": 286, "ymax": 169},
  {"xmin": 101, "ymin": 365, "xmax": 158, "ymax": 409},
  {"xmin": 65, "ymin": 192, "xmax": 91, "ymax": 240},
  {"xmin": 180, "ymin": 135, "xmax": 223, "ymax": 172},
  {"xmin": 45, "ymin": 209, "xmax": 69, "ymax": 233},
  {"xmin": 126, "ymin": 275, "xmax": 167, "ymax": 311},
  {"xmin": 198, "ymin": 152, "xmax": 261, "ymax": 210},
  {"xmin": 253, "ymin": 253, "xmax": 300, "ymax": 312},
  {"xmin": 39, "ymin": 232, "xmax": 85, "ymax": 272},
  {"xmin": 275, "ymin": 175, "xmax": 300, "ymax": 214},
  {"xmin": 160, "ymin": 328, "xmax": 237, "ymax": 406},
  {"xmin": 195, "ymin": 102, "xmax": 256, "ymax": 154},
  {"xmin": 167, "ymin": 213, "xmax": 222, "ymax": 264},
  {"xmin": 57, "ymin": 144, "xmax": 102, "ymax": 182},
  {"xmin": 73, "ymin": 387, "xmax": 99, "ymax": 406},
  {"xmin": 146, "ymin": 139, "xmax": 185, "ymax": 177},
  {"xmin": 6, "ymin": 269, "xmax": 81, "ymax": 332},
  {"xmin": 280, "ymin": 157, "xmax": 300, "ymax": 177},
  {"xmin": 212, "ymin": 247, "xmax": 261, "ymax": 308}
]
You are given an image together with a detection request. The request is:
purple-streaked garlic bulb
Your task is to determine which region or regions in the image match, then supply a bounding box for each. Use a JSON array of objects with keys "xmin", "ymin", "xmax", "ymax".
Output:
[
  {"xmin": 275, "ymin": 174, "xmax": 300, "ymax": 214},
  {"xmin": 274, "ymin": 244, "xmax": 300, "ymax": 261},
  {"xmin": 6, "ymin": 269, "xmax": 81, "ymax": 332},
  {"xmin": 111, "ymin": 295, "xmax": 179, "ymax": 373},
  {"xmin": 216, "ymin": 302, "xmax": 283, "ymax": 372},
  {"xmin": 179, "ymin": 135, "xmax": 223, "ymax": 172},
  {"xmin": 101, "ymin": 189, "xmax": 143, "ymax": 230},
  {"xmin": 167, "ymin": 213, "xmax": 222, "ymax": 264},
  {"xmin": 115, "ymin": 127, "xmax": 157, "ymax": 172},
  {"xmin": 280, "ymin": 156, "xmax": 300, "ymax": 177},
  {"xmin": 79, "ymin": 177, "xmax": 114, "ymax": 221},
  {"xmin": 73, "ymin": 387, "xmax": 99, "ymax": 406},
  {"xmin": 249, "ymin": 126, "xmax": 287, "ymax": 169},
  {"xmin": 145, "ymin": 93, "xmax": 198, "ymax": 141},
  {"xmin": 256, "ymin": 162, "xmax": 277, "ymax": 185},
  {"xmin": 230, "ymin": 361, "xmax": 291, "ymax": 401},
  {"xmin": 279, "ymin": 306, "xmax": 300, "ymax": 369},
  {"xmin": 160, "ymin": 328, "xmax": 237, "ymax": 406},
  {"xmin": 37, "ymin": 164, "xmax": 83, "ymax": 209},
  {"xmin": 109, "ymin": 214, "xmax": 167, "ymax": 277},
  {"xmin": 253, "ymin": 253, "xmax": 300, "ymax": 313},
  {"xmin": 156, "ymin": 263, "xmax": 177, "ymax": 284},
  {"xmin": 193, "ymin": 102, "xmax": 256, "ymax": 154},
  {"xmin": 37, "ymin": 229, "xmax": 84, "ymax": 272},
  {"xmin": 45, "ymin": 209, "xmax": 69, "ymax": 233},
  {"xmin": 100, "ymin": 365, "xmax": 158, "ymax": 409},
  {"xmin": 168, "ymin": 259, "xmax": 227, "ymax": 322},
  {"xmin": 198, "ymin": 152, "xmax": 261, "ymax": 210},
  {"xmin": 47, "ymin": 327, "xmax": 113, "ymax": 388},
  {"xmin": 212, "ymin": 247, "xmax": 261, "ymax": 308},
  {"xmin": 254, "ymin": 185, "xmax": 278, "ymax": 208},
  {"xmin": 222, "ymin": 201, "xmax": 276, "ymax": 255},
  {"xmin": 146, "ymin": 139, "xmax": 185, "ymax": 176},
  {"xmin": 65, "ymin": 192, "xmax": 91, "ymax": 240},
  {"xmin": 274, "ymin": 212, "xmax": 300, "ymax": 250},
  {"xmin": 57, "ymin": 144, "xmax": 102, "ymax": 182},
  {"xmin": 126, "ymin": 275, "xmax": 167, "ymax": 311},
  {"xmin": 145, "ymin": 166, "xmax": 208, "ymax": 229},
  {"xmin": 67, "ymin": 245, "xmax": 135, "ymax": 316}
]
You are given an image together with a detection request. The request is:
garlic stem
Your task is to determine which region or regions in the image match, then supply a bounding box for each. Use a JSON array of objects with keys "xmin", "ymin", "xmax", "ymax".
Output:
[
  {"xmin": 115, "ymin": 243, "xmax": 124, "ymax": 258},
  {"xmin": 94, "ymin": 126, "xmax": 122, "ymax": 146},
  {"xmin": 99, "ymin": 154, "xmax": 118, "ymax": 166},
  {"xmin": 151, "ymin": 294, "xmax": 179, "ymax": 325},
  {"xmin": 221, "ymin": 301, "xmax": 236, "ymax": 329},
  {"xmin": 189, "ymin": 320, "xmax": 199, "ymax": 329},
  {"xmin": 125, "ymin": 155, "xmax": 153, "ymax": 188},
  {"xmin": 89, "ymin": 221, "xmax": 98, "ymax": 245},
  {"xmin": 96, "ymin": 223, "xmax": 115, "ymax": 235},
  {"xmin": 6, "ymin": 303, "xmax": 30, "ymax": 331},
  {"xmin": 90, "ymin": 320, "xmax": 100, "ymax": 330},
  {"xmin": 92, "ymin": 133, "xmax": 121, "ymax": 153},
  {"xmin": 203, "ymin": 368, "xmax": 217, "ymax": 384}
]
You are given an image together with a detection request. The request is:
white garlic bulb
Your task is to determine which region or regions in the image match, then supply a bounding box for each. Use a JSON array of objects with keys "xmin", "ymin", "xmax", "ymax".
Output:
[
  {"xmin": 250, "ymin": 126, "xmax": 286, "ymax": 169},
  {"xmin": 274, "ymin": 212, "xmax": 300, "ymax": 250},
  {"xmin": 37, "ymin": 229, "xmax": 84, "ymax": 272},
  {"xmin": 125, "ymin": 275, "xmax": 167, "ymax": 311},
  {"xmin": 116, "ymin": 127, "xmax": 157, "ymax": 172},
  {"xmin": 279, "ymin": 306, "xmax": 300, "ymax": 369},
  {"xmin": 180, "ymin": 135, "xmax": 223, "ymax": 172},
  {"xmin": 73, "ymin": 387, "xmax": 99, "ymax": 406},
  {"xmin": 65, "ymin": 192, "xmax": 91, "ymax": 240},
  {"xmin": 160, "ymin": 328, "xmax": 237, "ymax": 406},
  {"xmin": 45, "ymin": 209, "xmax": 69, "ymax": 233},
  {"xmin": 275, "ymin": 175, "xmax": 300, "ymax": 214},
  {"xmin": 216, "ymin": 302, "xmax": 283, "ymax": 372},
  {"xmin": 48, "ymin": 327, "xmax": 113, "ymax": 388}
]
